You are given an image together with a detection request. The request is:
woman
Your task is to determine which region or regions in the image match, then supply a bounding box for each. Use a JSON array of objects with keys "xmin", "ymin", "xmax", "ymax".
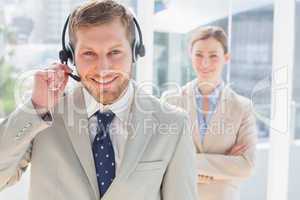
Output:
[{"xmin": 161, "ymin": 26, "xmax": 257, "ymax": 200}]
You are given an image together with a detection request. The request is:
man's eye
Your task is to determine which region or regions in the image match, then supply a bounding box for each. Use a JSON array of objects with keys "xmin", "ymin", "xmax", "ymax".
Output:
[
  {"xmin": 210, "ymin": 55, "xmax": 218, "ymax": 58},
  {"xmin": 83, "ymin": 51, "xmax": 95, "ymax": 56},
  {"xmin": 110, "ymin": 50, "xmax": 121, "ymax": 55},
  {"xmin": 196, "ymin": 54, "xmax": 203, "ymax": 57}
]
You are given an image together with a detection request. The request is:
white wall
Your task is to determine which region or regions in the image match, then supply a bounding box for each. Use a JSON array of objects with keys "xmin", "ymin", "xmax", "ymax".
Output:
[{"xmin": 241, "ymin": 144, "xmax": 269, "ymax": 200}]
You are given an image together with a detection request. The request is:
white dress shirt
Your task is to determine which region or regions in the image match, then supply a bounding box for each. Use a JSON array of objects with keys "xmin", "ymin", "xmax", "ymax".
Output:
[{"xmin": 82, "ymin": 81, "xmax": 134, "ymax": 174}]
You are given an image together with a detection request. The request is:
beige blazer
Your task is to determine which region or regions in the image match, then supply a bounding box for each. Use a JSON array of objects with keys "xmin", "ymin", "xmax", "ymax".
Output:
[
  {"xmin": 161, "ymin": 79, "xmax": 257, "ymax": 200},
  {"xmin": 0, "ymin": 82, "xmax": 198, "ymax": 200}
]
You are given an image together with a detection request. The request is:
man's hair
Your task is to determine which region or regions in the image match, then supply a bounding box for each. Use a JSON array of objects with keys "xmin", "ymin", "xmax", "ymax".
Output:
[
  {"xmin": 68, "ymin": 0, "xmax": 135, "ymax": 46},
  {"xmin": 189, "ymin": 26, "xmax": 228, "ymax": 54}
]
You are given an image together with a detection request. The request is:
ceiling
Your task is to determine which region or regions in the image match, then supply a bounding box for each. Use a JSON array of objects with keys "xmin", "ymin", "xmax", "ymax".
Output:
[{"xmin": 154, "ymin": 0, "xmax": 273, "ymax": 33}]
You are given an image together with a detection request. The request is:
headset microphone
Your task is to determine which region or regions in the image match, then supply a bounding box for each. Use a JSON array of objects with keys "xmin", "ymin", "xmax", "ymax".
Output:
[
  {"xmin": 59, "ymin": 50, "xmax": 81, "ymax": 81},
  {"xmin": 58, "ymin": 16, "xmax": 81, "ymax": 82}
]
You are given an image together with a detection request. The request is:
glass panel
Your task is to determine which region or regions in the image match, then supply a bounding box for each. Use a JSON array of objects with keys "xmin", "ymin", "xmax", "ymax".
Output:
[
  {"xmin": 285, "ymin": 2, "xmax": 299, "ymax": 200},
  {"xmin": 153, "ymin": 1, "xmax": 273, "ymax": 139},
  {"xmin": 0, "ymin": 1, "xmax": 137, "ymax": 200},
  {"xmin": 293, "ymin": 0, "xmax": 300, "ymax": 139},
  {"xmin": 0, "ymin": 0, "xmax": 137, "ymax": 118},
  {"xmin": 230, "ymin": 1, "xmax": 274, "ymax": 139},
  {"xmin": 122, "ymin": 0, "xmax": 137, "ymax": 13},
  {"xmin": 0, "ymin": 0, "xmax": 85, "ymax": 117},
  {"xmin": 153, "ymin": 0, "xmax": 230, "ymax": 96}
]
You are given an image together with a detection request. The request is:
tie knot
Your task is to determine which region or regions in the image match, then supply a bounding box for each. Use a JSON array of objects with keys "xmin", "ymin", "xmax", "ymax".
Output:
[{"xmin": 96, "ymin": 110, "xmax": 115, "ymax": 128}]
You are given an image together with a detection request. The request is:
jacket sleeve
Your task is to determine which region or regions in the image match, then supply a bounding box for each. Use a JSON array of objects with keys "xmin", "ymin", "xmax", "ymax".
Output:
[
  {"xmin": 162, "ymin": 89, "xmax": 257, "ymax": 181},
  {"xmin": 197, "ymin": 101, "xmax": 257, "ymax": 180},
  {"xmin": 0, "ymin": 100, "xmax": 52, "ymax": 190},
  {"xmin": 161, "ymin": 114, "xmax": 198, "ymax": 200}
]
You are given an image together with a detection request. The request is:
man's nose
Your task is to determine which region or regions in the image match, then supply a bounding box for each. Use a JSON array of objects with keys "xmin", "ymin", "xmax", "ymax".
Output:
[{"xmin": 95, "ymin": 55, "xmax": 110, "ymax": 74}]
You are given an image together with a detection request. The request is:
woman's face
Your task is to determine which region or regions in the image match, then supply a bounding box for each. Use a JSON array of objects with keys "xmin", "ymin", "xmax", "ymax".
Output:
[{"xmin": 191, "ymin": 37, "xmax": 230, "ymax": 84}]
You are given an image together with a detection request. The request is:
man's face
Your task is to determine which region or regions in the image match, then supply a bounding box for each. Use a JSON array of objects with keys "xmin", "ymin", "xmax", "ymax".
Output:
[{"xmin": 74, "ymin": 18, "xmax": 132, "ymax": 105}]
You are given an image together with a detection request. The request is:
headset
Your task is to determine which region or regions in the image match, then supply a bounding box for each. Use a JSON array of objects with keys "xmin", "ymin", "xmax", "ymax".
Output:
[{"xmin": 59, "ymin": 14, "xmax": 146, "ymax": 82}]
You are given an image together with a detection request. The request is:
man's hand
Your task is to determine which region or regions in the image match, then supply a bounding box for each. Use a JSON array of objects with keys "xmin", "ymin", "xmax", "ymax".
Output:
[
  {"xmin": 197, "ymin": 175, "xmax": 214, "ymax": 184},
  {"xmin": 31, "ymin": 63, "xmax": 71, "ymax": 114},
  {"xmin": 226, "ymin": 143, "xmax": 248, "ymax": 156}
]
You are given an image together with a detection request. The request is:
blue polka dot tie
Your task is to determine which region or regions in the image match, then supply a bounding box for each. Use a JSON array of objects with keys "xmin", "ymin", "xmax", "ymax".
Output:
[{"xmin": 92, "ymin": 110, "xmax": 116, "ymax": 198}]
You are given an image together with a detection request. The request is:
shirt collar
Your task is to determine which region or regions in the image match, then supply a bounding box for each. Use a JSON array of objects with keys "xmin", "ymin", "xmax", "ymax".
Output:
[
  {"xmin": 195, "ymin": 81, "xmax": 224, "ymax": 104},
  {"xmin": 83, "ymin": 80, "xmax": 134, "ymax": 122}
]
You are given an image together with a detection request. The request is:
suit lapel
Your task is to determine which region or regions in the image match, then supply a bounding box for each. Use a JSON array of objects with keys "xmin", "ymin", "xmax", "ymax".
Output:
[
  {"xmin": 62, "ymin": 85, "xmax": 100, "ymax": 199},
  {"xmin": 183, "ymin": 80, "xmax": 204, "ymax": 153},
  {"xmin": 183, "ymin": 81, "xmax": 233, "ymax": 152},
  {"xmin": 118, "ymin": 102, "xmax": 154, "ymax": 179},
  {"xmin": 204, "ymin": 86, "xmax": 231, "ymax": 149},
  {"xmin": 102, "ymin": 84, "xmax": 155, "ymax": 200}
]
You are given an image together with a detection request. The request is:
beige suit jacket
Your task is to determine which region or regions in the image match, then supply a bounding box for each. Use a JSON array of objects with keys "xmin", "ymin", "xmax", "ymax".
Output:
[
  {"xmin": 161, "ymin": 79, "xmax": 257, "ymax": 200},
  {"xmin": 0, "ymin": 82, "xmax": 198, "ymax": 200}
]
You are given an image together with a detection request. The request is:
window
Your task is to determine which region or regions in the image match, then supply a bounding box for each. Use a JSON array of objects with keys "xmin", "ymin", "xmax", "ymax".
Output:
[
  {"xmin": 0, "ymin": 0, "xmax": 136, "ymax": 118},
  {"xmin": 294, "ymin": 1, "xmax": 300, "ymax": 138},
  {"xmin": 0, "ymin": 1, "xmax": 137, "ymax": 199},
  {"xmin": 153, "ymin": 0, "xmax": 273, "ymax": 138},
  {"xmin": 0, "ymin": 0, "xmax": 85, "ymax": 117},
  {"xmin": 153, "ymin": 0, "xmax": 230, "ymax": 95},
  {"xmin": 230, "ymin": 3, "xmax": 274, "ymax": 138}
]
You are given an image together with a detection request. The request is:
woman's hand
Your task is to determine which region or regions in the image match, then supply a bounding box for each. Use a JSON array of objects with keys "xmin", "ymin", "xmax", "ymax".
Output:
[{"xmin": 226, "ymin": 143, "xmax": 249, "ymax": 156}]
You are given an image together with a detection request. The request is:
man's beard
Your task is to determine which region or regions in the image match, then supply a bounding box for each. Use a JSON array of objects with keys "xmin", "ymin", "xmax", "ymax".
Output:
[{"xmin": 83, "ymin": 77, "xmax": 130, "ymax": 105}]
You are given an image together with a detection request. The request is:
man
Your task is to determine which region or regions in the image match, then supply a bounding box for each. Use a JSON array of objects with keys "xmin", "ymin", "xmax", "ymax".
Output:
[{"xmin": 0, "ymin": 1, "xmax": 197, "ymax": 200}]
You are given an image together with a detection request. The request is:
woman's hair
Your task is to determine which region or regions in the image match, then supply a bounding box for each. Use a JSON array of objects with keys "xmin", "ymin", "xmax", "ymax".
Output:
[{"xmin": 189, "ymin": 26, "xmax": 228, "ymax": 54}]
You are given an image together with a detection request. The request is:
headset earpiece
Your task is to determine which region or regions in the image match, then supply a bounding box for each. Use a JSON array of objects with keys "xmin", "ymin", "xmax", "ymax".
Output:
[
  {"xmin": 59, "ymin": 44, "xmax": 73, "ymax": 65},
  {"xmin": 132, "ymin": 38, "xmax": 137, "ymax": 62},
  {"xmin": 131, "ymin": 17, "xmax": 145, "ymax": 63},
  {"xmin": 59, "ymin": 16, "xmax": 81, "ymax": 81},
  {"xmin": 138, "ymin": 43, "xmax": 145, "ymax": 57},
  {"xmin": 67, "ymin": 42, "xmax": 75, "ymax": 65},
  {"xmin": 59, "ymin": 49, "xmax": 69, "ymax": 64},
  {"xmin": 132, "ymin": 40, "xmax": 145, "ymax": 63}
]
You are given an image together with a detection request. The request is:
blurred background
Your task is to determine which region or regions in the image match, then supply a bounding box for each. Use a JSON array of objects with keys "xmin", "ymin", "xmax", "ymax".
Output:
[{"xmin": 0, "ymin": 0, "xmax": 299, "ymax": 199}]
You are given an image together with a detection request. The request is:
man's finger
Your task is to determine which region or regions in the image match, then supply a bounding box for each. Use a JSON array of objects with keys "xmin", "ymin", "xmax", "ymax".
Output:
[
  {"xmin": 35, "ymin": 70, "xmax": 49, "ymax": 81},
  {"xmin": 49, "ymin": 63, "xmax": 72, "ymax": 75},
  {"xmin": 57, "ymin": 63, "xmax": 72, "ymax": 74},
  {"xmin": 57, "ymin": 74, "xmax": 69, "ymax": 95}
]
